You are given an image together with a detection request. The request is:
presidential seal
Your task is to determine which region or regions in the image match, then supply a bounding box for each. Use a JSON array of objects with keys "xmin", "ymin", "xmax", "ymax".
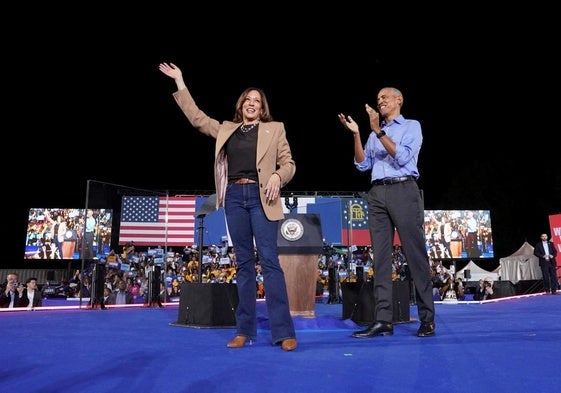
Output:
[{"xmin": 280, "ymin": 218, "xmax": 304, "ymax": 242}]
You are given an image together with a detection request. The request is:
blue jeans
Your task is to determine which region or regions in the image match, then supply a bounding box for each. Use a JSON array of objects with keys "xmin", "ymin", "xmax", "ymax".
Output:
[{"xmin": 225, "ymin": 183, "xmax": 295, "ymax": 344}]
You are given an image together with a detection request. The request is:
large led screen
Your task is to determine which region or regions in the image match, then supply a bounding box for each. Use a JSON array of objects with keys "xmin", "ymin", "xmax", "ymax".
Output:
[
  {"xmin": 25, "ymin": 208, "xmax": 113, "ymax": 260},
  {"xmin": 424, "ymin": 210, "xmax": 493, "ymax": 259}
]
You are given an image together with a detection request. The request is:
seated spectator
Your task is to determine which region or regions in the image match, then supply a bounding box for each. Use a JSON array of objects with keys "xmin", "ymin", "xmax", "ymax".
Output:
[
  {"xmin": 473, "ymin": 277, "xmax": 495, "ymax": 301},
  {"xmin": 106, "ymin": 280, "xmax": 134, "ymax": 305},
  {"xmin": 0, "ymin": 272, "xmax": 29, "ymax": 308},
  {"xmin": 80, "ymin": 277, "xmax": 92, "ymax": 298},
  {"xmin": 455, "ymin": 277, "xmax": 466, "ymax": 300},
  {"xmin": 103, "ymin": 287, "xmax": 112, "ymax": 305},
  {"xmin": 168, "ymin": 285, "xmax": 181, "ymax": 301},
  {"xmin": 439, "ymin": 275, "xmax": 465, "ymax": 302},
  {"xmin": 127, "ymin": 278, "xmax": 140, "ymax": 299},
  {"xmin": 431, "ymin": 268, "xmax": 444, "ymax": 299},
  {"xmin": 23, "ymin": 277, "xmax": 42, "ymax": 309}
]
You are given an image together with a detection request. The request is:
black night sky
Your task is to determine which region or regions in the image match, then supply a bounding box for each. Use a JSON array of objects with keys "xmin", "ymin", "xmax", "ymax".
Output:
[{"xmin": 8, "ymin": 8, "xmax": 560, "ymax": 268}]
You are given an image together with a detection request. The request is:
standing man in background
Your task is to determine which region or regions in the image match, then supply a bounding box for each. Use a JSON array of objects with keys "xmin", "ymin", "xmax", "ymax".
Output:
[{"xmin": 534, "ymin": 233, "xmax": 558, "ymax": 294}]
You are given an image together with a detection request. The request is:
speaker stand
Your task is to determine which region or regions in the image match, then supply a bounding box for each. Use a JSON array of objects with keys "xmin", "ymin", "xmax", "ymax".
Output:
[{"xmin": 170, "ymin": 283, "xmax": 239, "ymax": 328}]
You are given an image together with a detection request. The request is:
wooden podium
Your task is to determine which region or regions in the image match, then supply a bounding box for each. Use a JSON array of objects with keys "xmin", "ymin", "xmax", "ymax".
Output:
[
  {"xmin": 279, "ymin": 254, "xmax": 318, "ymax": 317},
  {"xmin": 278, "ymin": 214, "xmax": 323, "ymax": 318}
]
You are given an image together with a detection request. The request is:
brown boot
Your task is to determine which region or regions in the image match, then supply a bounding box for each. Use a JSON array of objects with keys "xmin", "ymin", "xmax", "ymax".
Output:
[
  {"xmin": 227, "ymin": 336, "xmax": 250, "ymax": 348},
  {"xmin": 281, "ymin": 338, "xmax": 298, "ymax": 351}
]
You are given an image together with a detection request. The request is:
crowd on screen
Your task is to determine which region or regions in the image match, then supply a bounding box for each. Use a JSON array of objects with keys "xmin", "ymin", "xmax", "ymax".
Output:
[{"xmin": 25, "ymin": 208, "xmax": 112, "ymax": 260}]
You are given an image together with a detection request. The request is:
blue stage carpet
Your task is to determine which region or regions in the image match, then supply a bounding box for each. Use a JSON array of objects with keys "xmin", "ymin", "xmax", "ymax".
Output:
[{"xmin": 2, "ymin": 294, "xmax": 560, "ymax": 392}]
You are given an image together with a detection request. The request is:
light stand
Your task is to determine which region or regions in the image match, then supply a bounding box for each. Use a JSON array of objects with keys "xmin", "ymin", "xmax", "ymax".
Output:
[
  {"xmin": 196, "ymin": 216, "xmax": 205, "ymax": 282},
  {"xmin": 195, "ymin": 194, "xmax": 217, "ymax": 283}
]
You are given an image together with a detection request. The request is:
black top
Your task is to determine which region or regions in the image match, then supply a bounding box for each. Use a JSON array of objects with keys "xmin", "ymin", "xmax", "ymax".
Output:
[{"xmin": 226, "ymin": 124, "xmax": 259, "ymax": 182}]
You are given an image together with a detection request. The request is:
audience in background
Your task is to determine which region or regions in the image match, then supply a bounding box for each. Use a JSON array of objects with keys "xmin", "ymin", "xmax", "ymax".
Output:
[
  {"xmin": 80, "ymin": 276, "xmax": 92, "ymax": 298},
  {"xmin": 0, "ymin": 272, "xmax": 29, "ymax": 308},
  {"xmin": 431, "ymin": 268, "xmax": 444, "ymax": 298},
  {"xmin": 4, "ymin": 241, "xmax": 545, "ymax": 311},
  {"xmin": 106, "ymin": 280, "xmax": 134, "ymax": 305},
  {"xmin": 439, "ymin": 275, "xmax": 465, "ymax": 302},
  {"xmin": 23, "ymin": 277, "xmax": 42, "ymax": 309},
  {"xmin": 103, "ymin": 287, "xmax": 112, "ymax": 304},
  {"xmin": 473, "ymin": 277, "xmax": 495, "ymax": 301}
]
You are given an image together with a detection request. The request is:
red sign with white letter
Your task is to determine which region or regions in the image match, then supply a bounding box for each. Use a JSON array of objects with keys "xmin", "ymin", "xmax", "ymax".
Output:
[{"xmin": 549, "ymin": 213, "xmax": 561, "ymax": 267}]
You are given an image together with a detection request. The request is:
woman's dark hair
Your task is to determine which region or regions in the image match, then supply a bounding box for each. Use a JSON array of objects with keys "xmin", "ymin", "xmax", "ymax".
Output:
[{"xmin": 233, "ymin": 87, "xmax": 273, "ymax": 123}]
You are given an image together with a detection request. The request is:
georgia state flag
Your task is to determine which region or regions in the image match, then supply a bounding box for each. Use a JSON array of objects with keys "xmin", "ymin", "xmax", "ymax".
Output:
[{"xmin": 341, "ymin": 198, "xmax": 371, "ymax": 246}]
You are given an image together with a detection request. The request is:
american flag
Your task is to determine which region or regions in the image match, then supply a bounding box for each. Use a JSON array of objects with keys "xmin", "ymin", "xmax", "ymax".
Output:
[{"xmin": 118, "ymin": 196, "xmax": 196, "ymax": 247}]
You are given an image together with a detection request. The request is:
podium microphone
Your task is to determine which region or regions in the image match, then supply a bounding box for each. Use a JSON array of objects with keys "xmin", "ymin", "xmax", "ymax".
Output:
[{"xmin": 284, "ymin": 195, "xmax": 298, "ymax": 213}]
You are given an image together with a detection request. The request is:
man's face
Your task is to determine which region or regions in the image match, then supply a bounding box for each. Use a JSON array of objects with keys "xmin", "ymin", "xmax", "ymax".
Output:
[{"xmin": 377, "ymin": 89, "xmax": 402, "ymax": 117}]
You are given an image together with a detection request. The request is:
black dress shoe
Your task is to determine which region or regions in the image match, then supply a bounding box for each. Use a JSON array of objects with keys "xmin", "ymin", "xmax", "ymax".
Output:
[
  {"xmin": 417, "ymin": 322, "xmax": 435, "ymax": 337},
  {"xmin": 352, "ymin": 321, "xmax": 394, "ymax": 338}
]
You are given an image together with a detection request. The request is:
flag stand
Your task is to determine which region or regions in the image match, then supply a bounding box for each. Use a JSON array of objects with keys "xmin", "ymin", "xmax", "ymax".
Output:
[{"xmin": 195, "ymin": 194, "xmax": 217, "ymax": 283}]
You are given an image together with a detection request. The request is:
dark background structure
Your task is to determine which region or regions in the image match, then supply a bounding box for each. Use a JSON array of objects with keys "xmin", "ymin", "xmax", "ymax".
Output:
[{"xmin": 8, "ymin": 6, "xmax": 559, "ymax": 270}]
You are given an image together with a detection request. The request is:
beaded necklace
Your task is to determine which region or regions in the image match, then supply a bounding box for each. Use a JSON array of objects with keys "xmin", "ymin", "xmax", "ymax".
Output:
[{"xmin": 240, "ymin": 123, "xmax": 258, "ymax": 133}]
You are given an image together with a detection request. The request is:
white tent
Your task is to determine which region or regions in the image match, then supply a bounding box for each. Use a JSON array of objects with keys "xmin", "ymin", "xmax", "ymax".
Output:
[
  {"xmin": 498, "ymin": 241, "xmax": 542, "ymax": 284},
  {"xmin": 456, "ymin": 260, "xmax": 499, "ymax": 282}
]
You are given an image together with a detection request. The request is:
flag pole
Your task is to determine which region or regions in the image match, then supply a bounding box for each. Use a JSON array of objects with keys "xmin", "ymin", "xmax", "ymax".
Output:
[
  {"xmin": 347, "ymin": 198, "xmax": 353, "ymax": 267},
  {"xmin": 79, "ymin": 179, "xmax": 90, "ymax": 309},
  {"xmin": 194, "ymin": 194, "xmax": 218, "ymax": 283}
]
